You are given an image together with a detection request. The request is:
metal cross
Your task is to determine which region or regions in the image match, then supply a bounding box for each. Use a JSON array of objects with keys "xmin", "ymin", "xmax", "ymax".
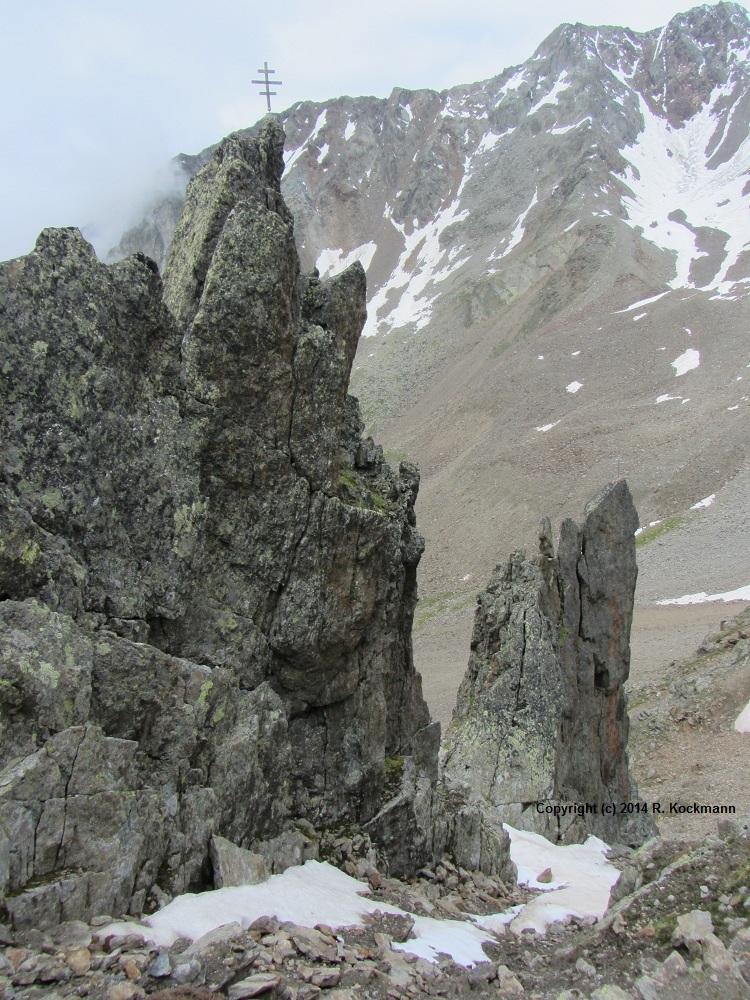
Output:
[
  {"xmin": 252, "ymin": 62, "xmax": 283, "ymax": 113},
  {"xmin": 615, "ymin": 456, "xmax": 622, "ymax": 478}
]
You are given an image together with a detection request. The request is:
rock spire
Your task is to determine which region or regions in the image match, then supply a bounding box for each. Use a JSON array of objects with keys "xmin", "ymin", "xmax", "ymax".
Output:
[{"xmin": 441, "ymin": 480, "xmax": 656, "ymax": 856}]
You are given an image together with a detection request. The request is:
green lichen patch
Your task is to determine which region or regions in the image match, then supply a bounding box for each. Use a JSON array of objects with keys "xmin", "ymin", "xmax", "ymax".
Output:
[
  {"xmin": 383, "ymin": 755, "xmax": 404, "ymax": 799},
  {"xmin": 197, "ymin": 680, "xmax": 213, "ymax": 706},
  {"xmin": 31, "ymin": 340, "xmax": 49, "ymax": 362},
  {"xmin": 635, "ymin": 514, "xmax": 686, "ymax": 547},
  {"xmin": 20, "ymin": 539, "xmax": 40, "ymax": 567},
  {"xmin": 172, "ymin": 499, "xmax": 207, "ymax": 558},
  {"xmin": 41, "ymin": 488, "xmax": 64, "ymax": 512},
  {"xmin": 217, "ymin": 608, "xmax": 240, "ymax": 633},
  {"xmin": 337, "ymin": 460, "xmax": 394, "ymax": 516},
  {"xmin": 414, "ymin": 589, "xmax": 475, "ymax": 630}
]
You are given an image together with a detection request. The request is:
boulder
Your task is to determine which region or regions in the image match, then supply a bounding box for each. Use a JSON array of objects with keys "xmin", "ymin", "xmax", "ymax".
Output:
[{"xmin": 209, "ymin": 836, "xmax": 268, "ymax": 888}]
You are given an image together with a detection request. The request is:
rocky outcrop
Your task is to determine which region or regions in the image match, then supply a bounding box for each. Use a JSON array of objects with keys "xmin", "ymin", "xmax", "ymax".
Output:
[
  {"xmin": 0, "ymin": 118, "xmax": 436, "ymax": 928},
  {"xmin": 442, "ymin": 481, "xmax": 656, "ymax": 852}
]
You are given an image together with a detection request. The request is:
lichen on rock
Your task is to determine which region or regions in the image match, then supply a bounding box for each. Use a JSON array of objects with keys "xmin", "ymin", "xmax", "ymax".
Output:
[{"xmin": 0, "ymin": 118, "xmax": 435, "ymax": 927}]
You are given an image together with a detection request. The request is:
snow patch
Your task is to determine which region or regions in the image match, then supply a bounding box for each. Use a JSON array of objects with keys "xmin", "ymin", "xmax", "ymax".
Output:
[
  {"xmin": 690, "ymin": 494, "xmax": 716, "ymax": 509},
  {"xmin": 566, "ymin": 381, "xmax": 583, "ymax": 394},
  {"xmin": 475, "ymin": 126, "xmax": 516, "ymax": 155},
  {"xmin": 502, "ymin": 826, "xmax": 620, "ymax": 935},
  {"xmin": 316, "ymin": 242, "xmax": 377, "ymax": 278},
  {"xmin": 344, "ymin": 121, "xmax": 356, "ymax": 141},
  {"xmin": 97, "ymin": 861, "xmax": 493, "ymax": 964},
  {"xmin": 550, "ymin": 117, "xmax": 591, "ymax": 135},
  {"xmin": 492, "ymin": 189, "xmax": 538, "ymax": 261},
  {"xmin": 499, "ymin": 68, "xmax": 528, "ymax": 100},
  {"xmin": 615, "ymin": 291, "xmax": 670, "ymax": 313},
  {"xmin": 735, "ymin": 699, "xmax": 750, "ymax": 734},
  {"xmin": 528, "ymin": 72, "xmax": 570, "ymax": 115},
  {"xmin": 635, "ymin": 519, "xmax": 663, "ymax": 536},
  {"xmin": 658, "ymin": 584, "xmax": 750, "ymax": 606},
  {"xmin": 283, "ymin": 146, "xmax": 304, "ymax": 173},
  {"xmin": 656, "ymin": 394, "xmax": 681, "ymax": 403},
  {"xmin": 620, "ymin": 84, "xmax": 750, "ymax": 295},
  {"xmin": 363, "ymin": 198, "xmax": 470, "ymax": 337},
  {"xmin": 94, "ymin": 825, "xmax": 622, "ymax": 964},
  {"xmin": 392, "ymin": 916, "xmax": 490, "ymax": 966},
  {"xmin": 672, "ymin": 348, "xmax": 700, "ymax": 376},
  {"xmin": 283, "ymin": 110, "xmax": 328, "ymax": 174},
  {"xmin": 535, "ymin": 421, "xmax": 560, "ymax": 432}
]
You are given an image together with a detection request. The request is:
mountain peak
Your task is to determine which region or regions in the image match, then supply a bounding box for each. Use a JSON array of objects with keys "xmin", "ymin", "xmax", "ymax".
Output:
[{"xmin": 111, "ymin": 3, "xmax": 750, "ymax": 609}]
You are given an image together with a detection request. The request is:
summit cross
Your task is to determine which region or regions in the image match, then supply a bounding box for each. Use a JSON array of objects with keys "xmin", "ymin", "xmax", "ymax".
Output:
[{"xmin": 252, "ymin": 62, "xmax": 283, "ymax": 113}]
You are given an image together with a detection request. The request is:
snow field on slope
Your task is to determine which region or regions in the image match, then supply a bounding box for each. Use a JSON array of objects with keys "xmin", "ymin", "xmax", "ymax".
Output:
[
  {"xmin": 620, "ymin": 84, "xmax": 750, "ymax": 294},
  {"xmin": 284, "ymin": 110, "xmax": 327, "ymax": 174},
  {"xmin": 285, "ymin": 62, "xmax": 597, "ymax": 340},
  {"xmin": 528, "ymin": 72, "xmax": 571, "ymax": 115},
  {"xmin": 315, "ymin": 242, "xmax": 377, "ymax": 278},
  {"xmin": 363, "ymin": 200, "xmax": 469, "ymax": 337},
  {"xmin": 489, "ymin": 189, "xmax": 538, "ymax": 265},
  {"xmin": 361, "ymin": 108, "xmax": 538, "ymax": 336},
  {"xmin": 99, "ymin": 828, "xmax": 620, "ymax": 964},
  {"xmin": 550, "ymin": 118, "xmax": 591, "ymax": 136},
  {"xmin": 657, "ymin": 583, "xmax": 750, "ymax": 605},
  {"xmin": 496, "ymin": 827, "xmax": 620, "ymax": 935},
  {"xmin": 616, "ymin": 291, "xmax": 671, "ymax": 312},
  {"xmin": 691, "ymin": 494, "xmax": 716, "ymax": 509},
  {"xmin": 736, "ymin": 699, "xmax": 750, "ymax": 733}
]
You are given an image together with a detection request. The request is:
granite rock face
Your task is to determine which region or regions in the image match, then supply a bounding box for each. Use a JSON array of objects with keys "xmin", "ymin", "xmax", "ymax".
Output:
[
  {"xmin": 442, "ymin": 480, "xmax": 656, "ymax": 852},
  {"xmin": 0, "ymin": 118, "xmax": 435, "ymax": 927}
]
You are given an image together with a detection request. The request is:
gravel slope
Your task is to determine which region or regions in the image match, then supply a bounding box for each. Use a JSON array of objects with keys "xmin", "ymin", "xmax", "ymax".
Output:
[{"xmin": 634, "ymin": 467, "xmax": 750, "ymax": 604}]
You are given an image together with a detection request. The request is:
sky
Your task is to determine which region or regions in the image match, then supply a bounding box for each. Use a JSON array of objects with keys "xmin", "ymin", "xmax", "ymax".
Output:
[{"xmin": 1, "ymin": 0, "xmax": 748, "ymax": 262}]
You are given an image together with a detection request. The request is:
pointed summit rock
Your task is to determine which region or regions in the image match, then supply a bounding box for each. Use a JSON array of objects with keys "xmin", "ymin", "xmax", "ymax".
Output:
[
  {"xmin": 0, "ymin": 121, "xmax": 436, "ymax": 927},
  {"xmin": 441, "ymin": 481, "xmax": 655, "ymax": 854}
]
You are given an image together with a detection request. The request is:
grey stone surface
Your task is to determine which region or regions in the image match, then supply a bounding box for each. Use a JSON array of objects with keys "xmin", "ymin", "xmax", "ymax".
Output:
[
  {"xmin": 251, "ymin": 827, "xmax": 319, "ymax": 876},
  {"xmin": 182, "ymin": 922, "xmax": 258, "ymax": 990},
  {"xmin": 672, "ymin": 909, "xmax": 714, "ymax": 950},
  {"xmin": 209, "ymin": 836, "xmax": 268, "ymax": 887}
]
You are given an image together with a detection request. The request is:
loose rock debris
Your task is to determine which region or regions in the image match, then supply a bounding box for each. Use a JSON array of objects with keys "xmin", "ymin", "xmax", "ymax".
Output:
[{"xmin": 1, "ymin": 816, "xmax": 748, "ymax": 999}]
